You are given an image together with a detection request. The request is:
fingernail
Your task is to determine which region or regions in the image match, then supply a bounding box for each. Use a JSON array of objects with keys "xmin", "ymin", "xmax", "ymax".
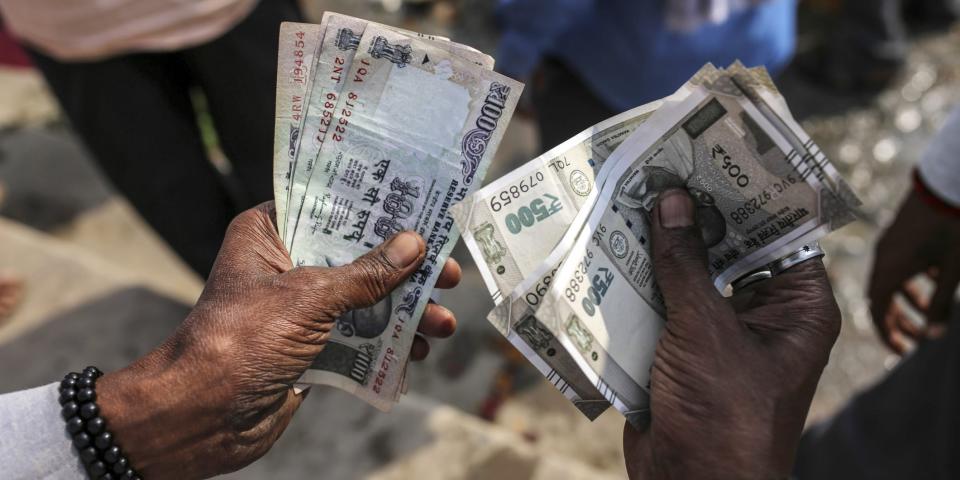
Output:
[
  {"xmin": 384, "ymin": 231, "xmax": 422, "ymax": 268},
  {"xmin": 658, "ymin": 189, "xmax": 694, "ymax": 228}
]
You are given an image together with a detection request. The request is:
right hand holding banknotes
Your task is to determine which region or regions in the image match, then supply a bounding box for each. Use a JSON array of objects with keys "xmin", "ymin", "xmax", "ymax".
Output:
[
  {"xmin": 622, "ymin": 189, "xmax": 841, "ymax": 479},
  {"xmin": 94, "ymin": 202, "xmax": 460, "ymax": 478}
]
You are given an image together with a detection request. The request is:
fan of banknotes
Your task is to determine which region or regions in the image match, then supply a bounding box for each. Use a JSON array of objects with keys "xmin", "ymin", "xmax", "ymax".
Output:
[
  {"xmin": 272, "ymin": 14, "xmax": 861, "ymax": 426},
  {"xmin": 450, "ymin": 63, "xmax": 862, "ymax": 428},
  {"xmin": 272, "ymin": 13, "xmax": 522, "ymax": 409}
]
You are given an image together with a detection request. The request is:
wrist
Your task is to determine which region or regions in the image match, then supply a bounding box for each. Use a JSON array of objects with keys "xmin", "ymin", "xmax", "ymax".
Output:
[
  {"xmin": 914, "ymin": 169, "xmax": 960, "ymax": 219},
  {"xmin": 647, "ymin": 411, "xmax": 795, "ymax": 479},
  {"xmin": 97, "ymin": 344, "xmax": 232, "ymax": 477}
]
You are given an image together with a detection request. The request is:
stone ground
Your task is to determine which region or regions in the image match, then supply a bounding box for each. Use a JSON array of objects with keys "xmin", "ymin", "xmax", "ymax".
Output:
[{"xmin": 0, "ymin": 2, "xmax": 958, "ymax": 478}]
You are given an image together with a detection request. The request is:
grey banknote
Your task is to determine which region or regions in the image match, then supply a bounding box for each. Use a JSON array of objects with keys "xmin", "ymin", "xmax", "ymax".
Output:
[
  {"xmin": 492, "ymin": 64, "xmax": 860, "ymax": 427},
  {"xmin": 273, "ymin": 22, "xmax": 323, "ymax": 239},
  {"xmin": 450, "ymin": 99, "xmax": 665, "ymax": 304},
  {"xmin": 287, "ymin": 23, "xmax": 521, "ymax": 408},
  {"xmin": 283, "ymin": 13, "xmax": 491, "ymax": 248}
]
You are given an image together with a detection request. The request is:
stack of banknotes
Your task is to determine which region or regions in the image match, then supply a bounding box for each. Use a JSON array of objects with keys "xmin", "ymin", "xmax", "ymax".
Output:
[
  {"xmin": 272, "ymin": 13, "xmax": 522, "ymax": 409},
  {"xmin": 451, "ymin": 63, "xmax": 862, "ymax": 428}
]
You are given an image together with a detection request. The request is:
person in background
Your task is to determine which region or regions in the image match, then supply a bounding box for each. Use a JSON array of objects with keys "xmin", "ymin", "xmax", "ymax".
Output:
[
  {"xmin": 495, "ymin": 0, "xmax": 797, "ymax": 152},
  {"xmin": 794, "ymin": 106, "xmax": 960, "ymax": 479},
  {"xmin": 799, "ymin": 0, "xmax": 958, "ymax": 93},
  {"xmin": 0, "ymin": 194, "xmax": 842, "ymax": 478},
  {"xmin": 0, "ymin": 0, "xmax": 302, "ymax": 277},
  {"xmin": 797, "ymin": 0, "xmax": 960, "ymax": 95},
  {"xmin": 0, "ymin": 19, "xmax": 31, "ymax": 324}
]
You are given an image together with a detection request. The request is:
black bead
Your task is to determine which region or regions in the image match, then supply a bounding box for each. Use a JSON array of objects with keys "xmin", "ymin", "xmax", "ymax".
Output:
[
  {"xmin": 94, "ymin": 432, "xmax": 113, "ymax": 450},
  {"xmin": 111, "ymin": 458, "xmax": 128, "ymax": 475},
  {"xmin": 86, "ymin": 417, "xmax": 106, "ymax": 435},
  {"xmin": 77, "ymin": 387, "xmax": 96, "ymax": 403},
  {"xmin": 122, "ymin": 469, "xmax": 135, "ymax": 480},
  {"xmin": 80, "ymin": 402, "xmax": 99, "ymax": 420},
  {"xmin": 72, "ymin": 432, "xmax": 92, "ymax": 449},
  {"xmin": 83, "ymin": 366, "xmax": 103, "ymax": 378},
  {"xmin": 66, "ymin": 372, "xmax": 81, "ymax": 381},
  {"xmin": 103, "ymin": 445, "xmax": 121, "ymax": 463},
  {"xmin": 61, "ymin": 401, "xmax": 80, "ymax": 420},
  {"xmin": 101, "ymin": 474, "xmax": 115, "ymax": 480},
  {"xmin": 78, "ymin": 446, "xmax": 98, "ymax": 464},
  {"xmin": 89, "ymin": 460, "xmax": 107, "ymax": 477},
  {"xmin": 77, "ymin": 376, "xmax": 95, "ymax": 389},
  {"xmin": 60, "ymin": 377, "xmax": 78, "ymax": 391},
  {"xmin": 65, "ymin": 416, "xmax": 84, "ymax": 434},
  {"xmin": 59, "ymin": 388, "xmax": 77, "ymax": 406}
]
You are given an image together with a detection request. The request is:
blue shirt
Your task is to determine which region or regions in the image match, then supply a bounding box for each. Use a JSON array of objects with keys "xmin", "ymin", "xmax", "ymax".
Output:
[{"xmin": 496, "ymin": 0, "xmax": 797, "ymax": 111}]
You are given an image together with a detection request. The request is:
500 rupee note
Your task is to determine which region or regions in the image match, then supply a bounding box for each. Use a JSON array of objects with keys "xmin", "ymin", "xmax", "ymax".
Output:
[
  {"xmin": 530, "ymin": 64, "xmax": 860, "ymax": 428},
  {"xmin": 450, "ymin": 99, "xmax": 668, "ymax": 303}
]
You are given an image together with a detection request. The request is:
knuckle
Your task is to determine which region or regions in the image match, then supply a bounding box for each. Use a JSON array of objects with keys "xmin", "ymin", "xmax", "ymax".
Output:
[
  {"xmin": 229, "ymin": 206, "xmax": 263, "ymax": 233},
  {"xmin": 351, "ymin": 253, "xmax": 399, "ymax": 298}
]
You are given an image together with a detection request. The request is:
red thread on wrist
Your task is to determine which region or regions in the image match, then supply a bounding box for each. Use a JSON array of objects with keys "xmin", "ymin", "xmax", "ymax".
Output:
[{"xmin": 914, "ymin": 169, "xmax": 960, "ymax": 219}]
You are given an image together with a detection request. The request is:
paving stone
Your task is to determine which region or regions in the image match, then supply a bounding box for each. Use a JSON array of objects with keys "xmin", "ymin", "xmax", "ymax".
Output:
[{"xmin": 0, "ymin": 127, "xmax": 111, "ymax": 230}]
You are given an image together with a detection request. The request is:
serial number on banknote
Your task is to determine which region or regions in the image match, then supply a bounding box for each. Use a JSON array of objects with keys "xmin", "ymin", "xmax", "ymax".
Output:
[
  {"xmin": 488, "ymin": 157, "xmax": 573, "ymax": 212},
  {"xmin": 730, "ymin": 175, "xmax": 799, "ymax": 225},
  {"xmin": 563, "ymin": 246, "xmax": 617, "ymax": 317}
]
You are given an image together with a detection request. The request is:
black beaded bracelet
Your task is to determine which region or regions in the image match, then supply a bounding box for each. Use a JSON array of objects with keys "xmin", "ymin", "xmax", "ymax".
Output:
[{"xmin": 59, "ymin": 367, "xmax": 142, "ymax": 480}]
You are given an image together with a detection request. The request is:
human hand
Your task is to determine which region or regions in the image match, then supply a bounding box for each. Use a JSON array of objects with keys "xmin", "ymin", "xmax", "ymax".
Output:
[
  {"xmin": 623, "ymin": 190, "xmax": 841, "ymax": 479},
  {"xmin": 95, "ymin": 202, "xmax": 460, "ymax": 478},
  {"xmin": 869, "ymin": 189, "xmax": 960, "ymax": 353}
]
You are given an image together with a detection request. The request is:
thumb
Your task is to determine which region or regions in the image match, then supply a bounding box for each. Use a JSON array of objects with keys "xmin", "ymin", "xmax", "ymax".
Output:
[
  {"xmin": 650, "ymin": 189, "xmax": 725, "ymax": 318},
  {"xmin": 320, "ymin": 231, "xmax": 426, "ymax": 313}
]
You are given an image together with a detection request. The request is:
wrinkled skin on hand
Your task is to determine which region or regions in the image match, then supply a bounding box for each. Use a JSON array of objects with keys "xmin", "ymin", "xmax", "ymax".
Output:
[
  {"xmin": 96, "ymin": 203, "xmax": 461, "ymax": 479},
  {"xmin": 869, "ymin": 189, "xmax": 960, "ymax": 354},
  {"xmin": 623, "ymin": 190, "xmax": 841, "ymax": 479}
]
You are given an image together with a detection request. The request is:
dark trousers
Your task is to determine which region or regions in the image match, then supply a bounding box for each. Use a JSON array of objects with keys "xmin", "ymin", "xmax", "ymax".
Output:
[
  {"xmin": 840, "ymin": 0, "xmax": 960, "ymax": 66},
  {"xmin": 532, "ymin": 59, "xmax": 616, "ymax": 155},
  {"xmin": 841, "ymin": 0, "xmax": 908, "ymax": 65},
  {"xmin": 794, "ymin": 310, "xmax": 960, "ymax": 479},
  {"xmin": 28, "ymin": 0, "xmax": 303, "ymax": 277}
]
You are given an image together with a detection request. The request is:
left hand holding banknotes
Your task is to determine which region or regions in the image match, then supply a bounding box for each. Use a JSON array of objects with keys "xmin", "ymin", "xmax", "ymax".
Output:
[
  {"xmin": 92, "ymin": 202, "xmax": 460, "ymax": 479},
  {"xmin": 622, "ymin": 189, "xmax": 841, "ymax": 479}
]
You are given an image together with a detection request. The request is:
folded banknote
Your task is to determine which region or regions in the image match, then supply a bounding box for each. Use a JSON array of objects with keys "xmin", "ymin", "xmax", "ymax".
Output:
[
  {"xmin": 272, "ymin": 14, "xmax": 522, "ymax": 409},
  {"xmin": 456, "ymin": 63, "xmax": 861, "ymax": 427}
]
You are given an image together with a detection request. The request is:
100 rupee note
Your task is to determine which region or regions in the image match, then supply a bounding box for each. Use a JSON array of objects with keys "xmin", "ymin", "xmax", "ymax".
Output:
[
  {"xmin": 273, "ymin": 22, "xmax": 323, "ymax": 238},
  {"xmin": 288, "ymin": 24, "xmax": 521, "ymax": 407},
  {"xmin": 284, "ymin": 13, "xmax": 491, "ymax": 247}
]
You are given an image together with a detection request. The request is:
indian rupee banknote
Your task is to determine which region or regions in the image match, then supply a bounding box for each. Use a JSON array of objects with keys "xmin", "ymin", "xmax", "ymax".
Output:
[
  {"xmin": 450, "ymin": 99, "xmax": 666, "ymax": 304},
  {"xmin": 489, "ymin": 64, "xmax": 860, "ymax": 427},
  {"xmin": 273, "ymin": 22, "xmax": 324, "ymax": 239},
  {"xmin": 449, "ymin": 99, "xmax": 674, "ymax": 419},
  {"xmin": 287, "ymin": 23, "xmax": 522, "ymax": 408},
  {"xmin": 283, "ymin": 13, "xmax": 490, "ymax": 248}
]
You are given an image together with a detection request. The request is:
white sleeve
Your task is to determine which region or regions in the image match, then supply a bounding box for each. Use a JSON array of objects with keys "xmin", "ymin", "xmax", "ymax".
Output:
[
  {"xmin": 0, "ymin": 383, "xmax": 88, "ymax": 479},
  {"xmin": 918, "ymin": 106, "xmax": 960, "ymax": 208}
]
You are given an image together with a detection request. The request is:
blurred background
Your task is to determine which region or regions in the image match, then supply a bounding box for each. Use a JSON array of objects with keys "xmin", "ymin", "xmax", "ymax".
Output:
[{"xmin": 0, "ymin": 0, "xmax": 957, "ymax": 478}]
